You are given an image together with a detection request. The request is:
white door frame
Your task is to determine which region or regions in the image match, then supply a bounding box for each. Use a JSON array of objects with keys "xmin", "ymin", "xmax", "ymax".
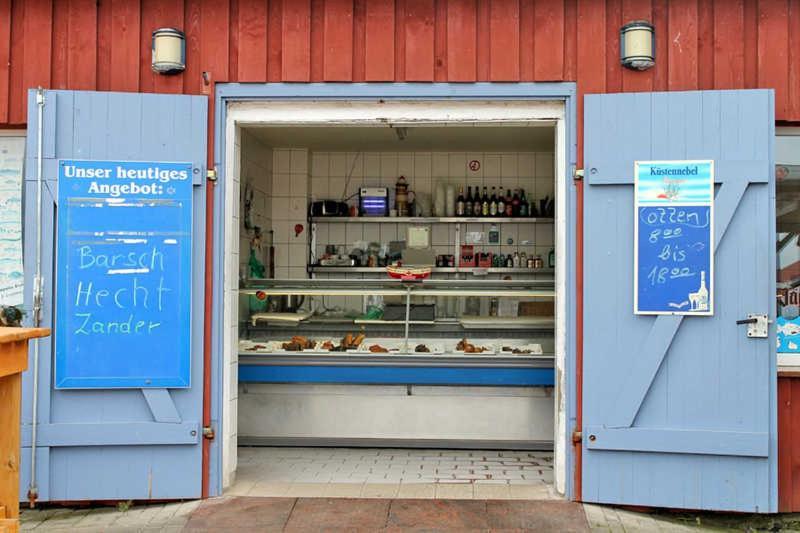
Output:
[{"xmin": 212, "ymin": 83, "xmax": 578, "ymax": 498}]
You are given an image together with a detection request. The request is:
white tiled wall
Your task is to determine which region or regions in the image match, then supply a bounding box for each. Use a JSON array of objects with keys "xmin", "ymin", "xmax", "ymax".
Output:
[
  {"xmin": 272, "ymin": 148, "xmax": 310, "ymax": 279},
  {"xmin": 311, "ymin": 151, "xmax": 554, "ymax": 203},
  {"xmin": 308, "ymin": 151, "xmax": 555, "ymax": 261},
  {"xmin": 238, "ymin": 131, "xmax": 274, "ymax": 279},
  {"xmin": 237, "ymin": 149, "xmax": 553, "ymax": 318},
  {"xmin": 224, "ymin": 129, "xmax": 274, "ymax": 487}
]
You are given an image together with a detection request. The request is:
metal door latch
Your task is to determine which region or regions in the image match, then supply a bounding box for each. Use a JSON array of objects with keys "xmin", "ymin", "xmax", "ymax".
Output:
[{"xmin": 736, "ymin": 314, "xmax": 770, "ymax": 338}]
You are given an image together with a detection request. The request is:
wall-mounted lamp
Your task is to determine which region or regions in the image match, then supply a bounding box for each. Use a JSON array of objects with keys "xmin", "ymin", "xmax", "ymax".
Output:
[
  {"xmin": 620, "ymin": 20, "xmax": 655, "ymax": 71},
  {"xmin": 152, "ymin": 28, "xmax": 186, "ymax": 74}
]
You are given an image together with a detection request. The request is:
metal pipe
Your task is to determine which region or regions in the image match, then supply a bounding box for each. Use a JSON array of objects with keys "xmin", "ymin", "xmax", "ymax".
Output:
[
  {"xmin": 202, "ymin": 82, "xmax": 217, "ymax": 499},
  {"xmin": 28, "ymin": 88, "xmax": 45, "ymax": 508},
  {"xmin": 403, "ymin": 286, "xmax": 411, "ymax": 352}
]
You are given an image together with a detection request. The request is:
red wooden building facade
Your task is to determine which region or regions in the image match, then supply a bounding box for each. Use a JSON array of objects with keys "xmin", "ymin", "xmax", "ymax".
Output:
[
  {"xmin": 4, "ymin": 0, "xmax": 800, "ymax": 510},
  {"xmin": 1, "ymin": 0, "xmax": 800, "ymax": 129}
]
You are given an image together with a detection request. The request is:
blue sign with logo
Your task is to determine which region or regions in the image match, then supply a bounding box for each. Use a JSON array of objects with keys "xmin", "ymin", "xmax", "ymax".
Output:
[
  {"xmin": 55, "ymin": 160, "xmax": 193, "ymax": 388},
  {"xmin": 634, "ymin": 160, "xmax": 714, "ymax": 315}
]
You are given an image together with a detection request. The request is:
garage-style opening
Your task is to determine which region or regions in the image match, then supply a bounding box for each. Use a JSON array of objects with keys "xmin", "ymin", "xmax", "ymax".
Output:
[{"xmin": 220, "ymin": 99, "xmax": 569, "ymax": 498}]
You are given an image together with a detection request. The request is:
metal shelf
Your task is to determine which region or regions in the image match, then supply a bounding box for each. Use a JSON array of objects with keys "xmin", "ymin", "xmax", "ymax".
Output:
[
  {"xmin": 239, "ymin": 351, "xmax": 555, "ymax": 368},
  {"xmin": 240, "ymin": 287, "xmax": 555, "ymax": 297},
  {"xmin": 309, "ymin": 216, "xmax": 554, "ymax": 224},
  {"xmin": 309, "ymin": 266, "xmax": 554, "ymax": 274},
  {"xmin": 240, "ymin": 278, "xmax": 555, "ymax": 298}
]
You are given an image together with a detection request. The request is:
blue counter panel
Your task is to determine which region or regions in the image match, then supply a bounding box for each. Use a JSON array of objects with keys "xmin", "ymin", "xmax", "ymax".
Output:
[{"xmin": 238, "ymin": 365, "xmax": 555, "ymax": 386}]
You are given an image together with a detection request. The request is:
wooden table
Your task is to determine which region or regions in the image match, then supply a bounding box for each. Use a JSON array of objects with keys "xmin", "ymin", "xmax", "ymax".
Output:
[{"xmin": 0, "ymin": 328, "xmax": 49, "ymax": 533}]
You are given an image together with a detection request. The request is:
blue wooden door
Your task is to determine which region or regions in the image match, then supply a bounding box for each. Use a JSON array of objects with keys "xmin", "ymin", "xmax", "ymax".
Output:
[
  {"xmin": 583, "ymin": 90, "xmax": 776, "ymax": 512},
  {"xmin": 21, "ymin": 90, "xmax": 207, "ymax": 501}
]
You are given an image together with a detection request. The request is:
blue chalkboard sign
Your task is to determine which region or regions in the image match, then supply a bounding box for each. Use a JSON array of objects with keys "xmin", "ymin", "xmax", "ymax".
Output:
[
  {"xmin": 634, "ymin": 161, "xmax": 714, "ymax": 315},
  {"xmin": 55, "ymin": 160, "xmax": 193, "ymax": 388}
]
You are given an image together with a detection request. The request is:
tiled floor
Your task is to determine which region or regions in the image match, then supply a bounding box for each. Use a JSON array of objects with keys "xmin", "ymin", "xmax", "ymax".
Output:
[{"xmin": 226, "ymin": 446, "xmax": 558, "ymax": 500}]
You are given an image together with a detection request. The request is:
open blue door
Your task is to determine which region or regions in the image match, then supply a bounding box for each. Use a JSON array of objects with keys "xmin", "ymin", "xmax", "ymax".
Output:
[
  {"xmin": 21, "ymin": 90, "xmax": 207, "ymax": 501},
  {"xmin": 583, "ymin": 90, "xmax": 776, "ymax": 512}
]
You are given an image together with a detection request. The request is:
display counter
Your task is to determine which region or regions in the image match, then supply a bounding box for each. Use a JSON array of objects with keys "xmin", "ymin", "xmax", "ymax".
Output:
[{"xmin": 238, "ymin": 278, "xmax": 555, "ymax": 386}]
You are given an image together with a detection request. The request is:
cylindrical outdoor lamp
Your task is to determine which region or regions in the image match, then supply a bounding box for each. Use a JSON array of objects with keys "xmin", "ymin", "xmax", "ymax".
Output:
[
  {"xmin": 620, "ymin": 20, "xmax": 655, "ymax": 71},
  {"xmin": 151, "ymin": 28, "xmax": 186, "ymax": 74}
]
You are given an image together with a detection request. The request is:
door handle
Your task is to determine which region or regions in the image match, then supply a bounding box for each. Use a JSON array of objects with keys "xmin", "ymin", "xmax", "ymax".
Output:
[{"xmin": 736, "ymin": 314, "xmax": 770, "ymax": 338}]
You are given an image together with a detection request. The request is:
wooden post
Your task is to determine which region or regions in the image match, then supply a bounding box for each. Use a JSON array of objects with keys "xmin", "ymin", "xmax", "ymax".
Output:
[{"xmin": 0, "ymin": 327, "xmax": 49, "ymax": 533}]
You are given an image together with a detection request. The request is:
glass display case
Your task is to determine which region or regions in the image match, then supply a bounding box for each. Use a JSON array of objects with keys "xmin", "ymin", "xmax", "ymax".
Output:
[{"xmin": 237, "ymin": 278, "xmax": 555, "ymax": 374}]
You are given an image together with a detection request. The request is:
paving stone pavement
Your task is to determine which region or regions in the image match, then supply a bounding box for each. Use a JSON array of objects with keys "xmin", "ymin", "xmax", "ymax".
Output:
[
  {"xmin": 20, "ymin": 500, "xmax": 201, "ymax": 532},
  {"xmin": 19, "ymin": 498, "xmax": 731, "ymax": 532}
]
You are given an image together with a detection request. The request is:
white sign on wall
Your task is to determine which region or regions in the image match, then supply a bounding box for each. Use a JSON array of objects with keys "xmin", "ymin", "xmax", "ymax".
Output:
[{"xmin": 0, "ymin": 137, "xmax": 25, "ymax": 306}]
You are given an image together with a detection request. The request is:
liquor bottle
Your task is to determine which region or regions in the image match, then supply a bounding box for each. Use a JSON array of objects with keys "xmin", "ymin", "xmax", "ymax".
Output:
[
  {"xmin": 529, "ymin": 195, "xmax": 538, "ymax": 217},
  {"xmin": 465, "ymin": 186, "xmax": 473, "ymax": 216},
  {"xmin": 481, "ymin": 186, "xmax": 489, "ymax": 216},
  {"xmin": 519, "ymin": 189, "xmax": 529, "ymax": 217},
  {"xmin": 473, "ymin": 187, "xmax": 482, "ymax": 217},
  {"xmin": 497, "ymin": 185, "xmax": 506, "ymax": 217},
  {"xmin": 512, "ymin": 189, "xmax": 521, "ymax": 216},
  {"xmin": 505, "ymin": 254, "xmax": 514, "ymax": 268},
  {"xmin": 505, "ymin": 189, "xmax": 513, "ymax": 217},
  {"xmin": 456, "ymin": 186, "xmax": 466, "ymax": 216},
  {"xmin": 489, "ymin": 187, "xmax": 498, "ymax": 217},
  {"xmin": 695, "ymin": 271, "xmax": 709, "ymax": 311}
]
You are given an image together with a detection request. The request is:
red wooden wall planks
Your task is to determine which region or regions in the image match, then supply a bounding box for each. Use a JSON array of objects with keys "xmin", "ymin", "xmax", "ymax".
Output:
[
  {"xmin": 1, "ymin": 0, "xmax": 800, "ymax": 125},
  {"xmin": 779, "ymin": 376, "xmax": 800, "ymax": 512}
]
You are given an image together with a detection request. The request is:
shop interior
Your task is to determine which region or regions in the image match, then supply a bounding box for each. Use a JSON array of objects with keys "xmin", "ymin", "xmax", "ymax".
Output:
[{"xmin": 228, "ymin": 120, "xmax": 561, "ymax": 493}]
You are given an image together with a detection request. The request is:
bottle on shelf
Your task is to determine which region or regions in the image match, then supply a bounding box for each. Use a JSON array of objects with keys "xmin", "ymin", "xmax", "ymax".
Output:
[
  {"xmin": 481, "ymin": 186, "xmax": 490, "ymax": 217},
  {"xmin": 445, "ymin": 185, "xmax": 455, "ymax": 217},
  {"xmin": 505, "ymin": 254, "xmax": 514, "ymax": 268},
  {"xmin": 512, "ymin": 189, "xmax": 521, "ymax": 217},
  {"xmin": 489, "ymin": 187, "xmax": 498, "ymax": 216},
  {"xmin": 456, "ymin": 186, "xmax": 466, "ymax": 216},
  {"xmin": 435, "ymin": 182, "xmax": 446, "ymax": 216},
  {"xmin": 512, "ymin": 251, "xmax": 521, "ymax": 268},
  {"xmin": 548, "ymin": 248, "xmax": 555, "ymax": 268},
  {"xmin": 519, "ymin": 189, "xmax": 529, "ymax": 217},
  {"xmin": 529, "ymin": 195, "xmax": 539, "ymax": 217},
  {"xmin": 473, "ymin": 187, "xmax": 482, "ymax": 217},
  {"xmin": 505, "ymin": 189, "xmax": 513, "ymax": 217},
  {"xmin": 497, "ymin": 186, "xmax": 506, "ymax": 217},
  {"xmin": 465, "ymin": 186, "xmax": 473, "ymax": 216}
]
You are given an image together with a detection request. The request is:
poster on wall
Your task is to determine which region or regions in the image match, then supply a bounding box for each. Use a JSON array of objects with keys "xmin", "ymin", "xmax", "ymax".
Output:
[
  {"xmin": 634, "ymin": 160, "xmax": 714, "ymax": 315},
  {"xmin": 55, "ymin": 160, "xmax": 193, "ymax": 388},
  {"xmin": 0, "ymin": 137, "xmax": 25, "ymax": 306}
]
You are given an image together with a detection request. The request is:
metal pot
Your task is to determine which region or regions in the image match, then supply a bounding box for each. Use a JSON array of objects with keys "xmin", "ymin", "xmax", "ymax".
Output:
[{"xmin": 269, "ymin": 294, "xmax": 305, "ymax": 313}]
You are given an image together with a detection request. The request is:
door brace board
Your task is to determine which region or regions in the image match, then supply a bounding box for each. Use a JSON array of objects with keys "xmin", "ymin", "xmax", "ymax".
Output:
[
  {"xmin": 21, "ymin": 421, "xmax": 200, "ymax": 447},
  {"xmin": 606, "ymin": 179, "xmax": 750, "ymax": 428},
  {"xmin": 585, "ymin": 426, "xmax": 768, "ymax": 457},
  {"xmin": 142, "ymin": 389, "xmax": 182, "ymax": 423}
]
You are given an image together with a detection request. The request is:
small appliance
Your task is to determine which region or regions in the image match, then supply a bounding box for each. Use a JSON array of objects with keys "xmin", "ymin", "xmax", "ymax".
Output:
[
  {"xmin": 309, "ymin": 200, "xmax": 348, "ymax": 217},
  {"xmin": 359, "ymin": 187, "xmax": 389, "ymax": 216}
]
